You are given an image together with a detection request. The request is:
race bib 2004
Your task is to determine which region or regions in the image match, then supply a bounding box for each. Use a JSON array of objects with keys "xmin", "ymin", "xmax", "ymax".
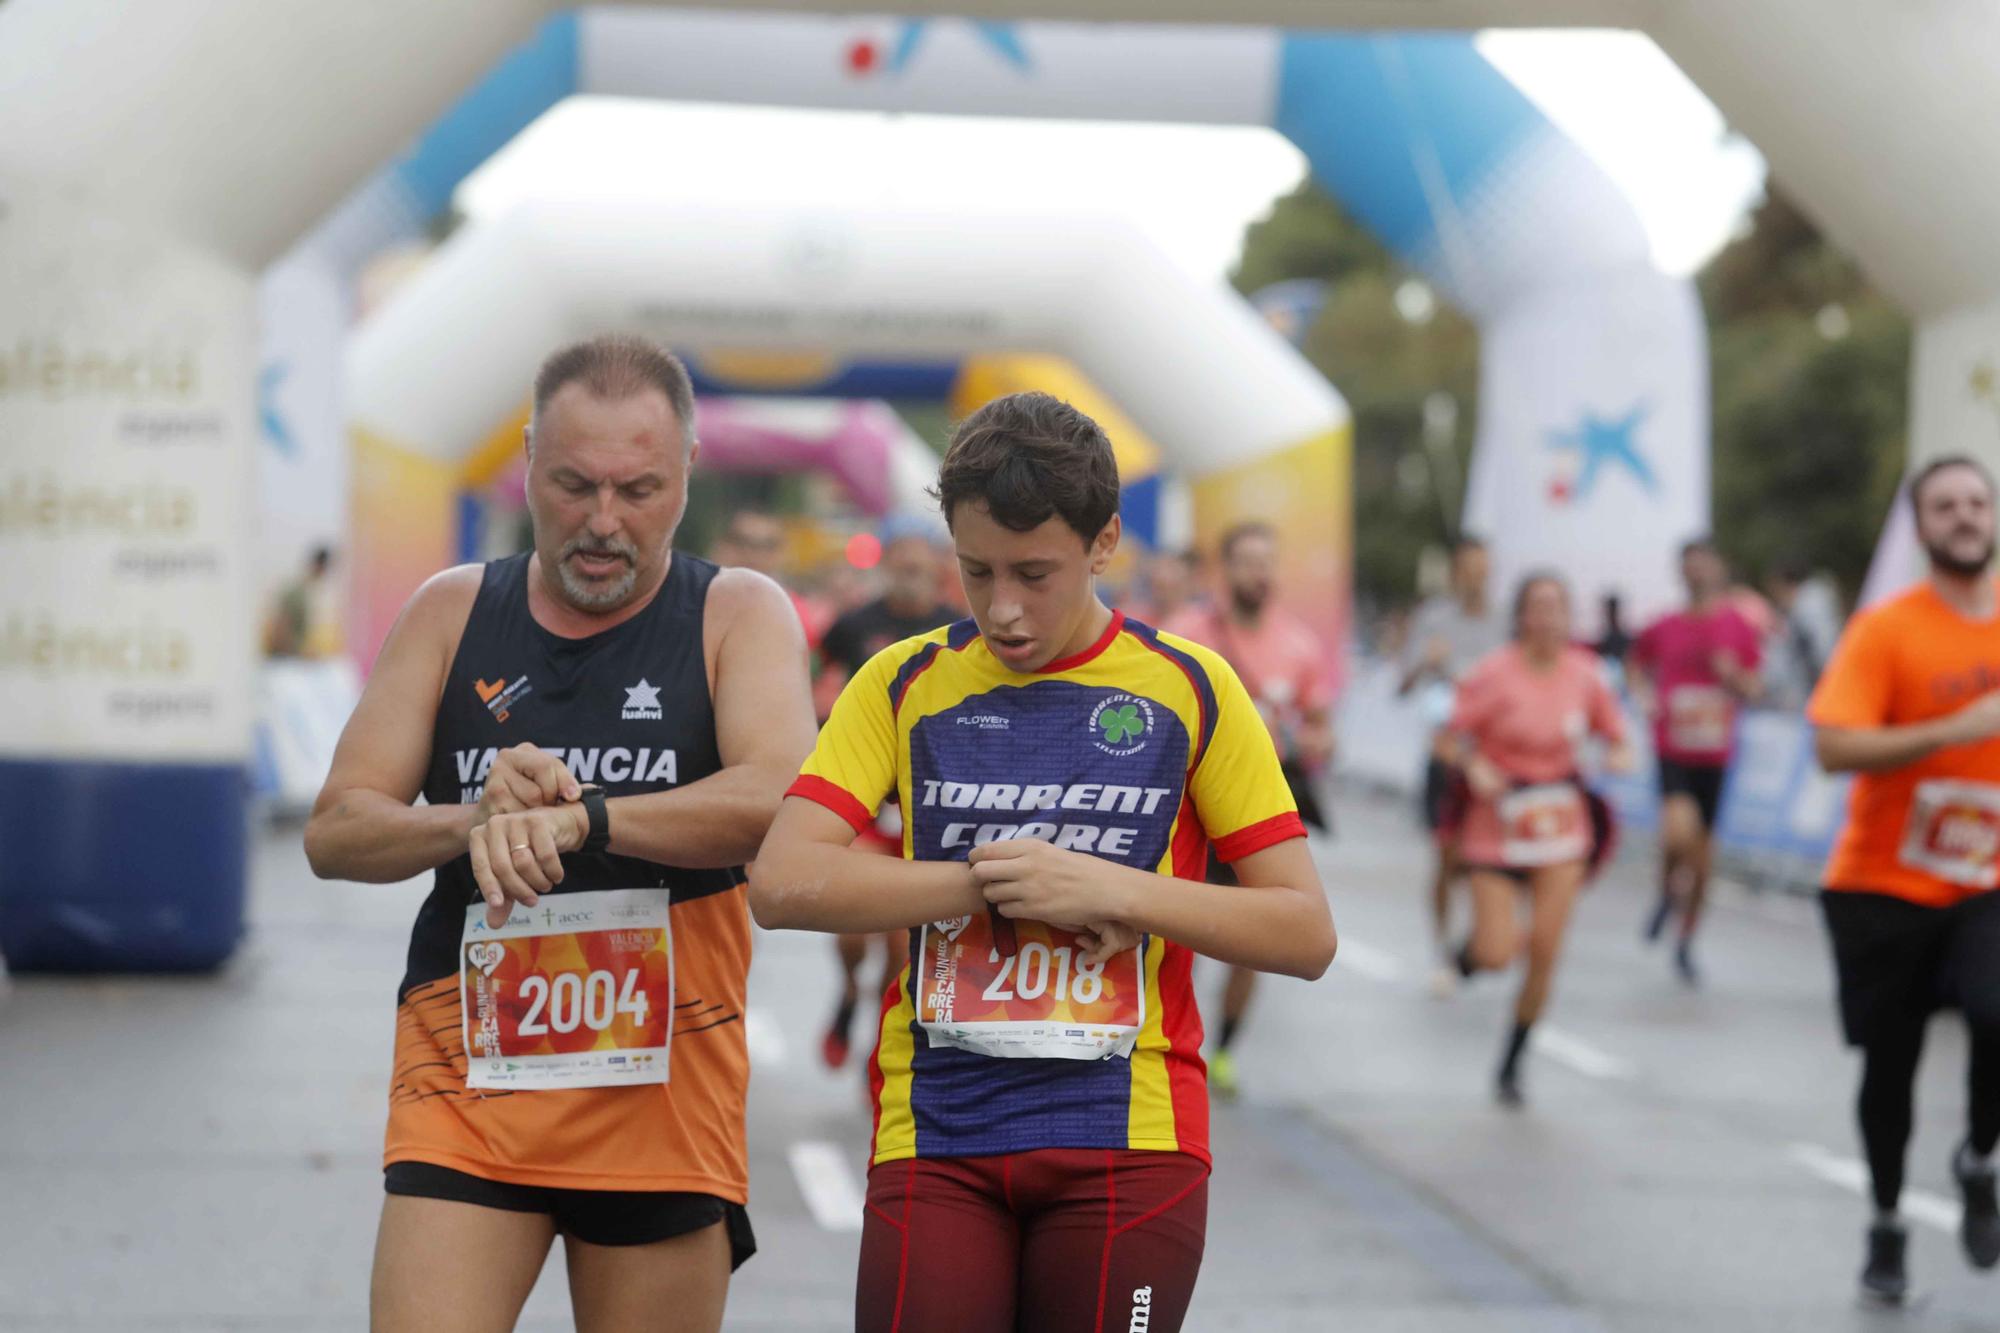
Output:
[{"xmin": 460, "ymin": 888, "xmax": 673, "ymax": 1090}]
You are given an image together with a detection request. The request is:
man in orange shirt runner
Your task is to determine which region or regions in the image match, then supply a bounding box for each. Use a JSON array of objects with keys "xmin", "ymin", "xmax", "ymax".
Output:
[
  {"xmin": 1164, "ymin": 521, "xmax": 1335, "ymax": 1097},
  {"xmin": 1810, "ymin": 455, "xmax": 2000, "ymax": 1304}
]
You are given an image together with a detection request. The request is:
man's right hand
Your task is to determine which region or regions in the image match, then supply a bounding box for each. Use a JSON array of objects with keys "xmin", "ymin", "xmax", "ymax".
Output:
[
  {"xmin": 1399, "ymin": 637, "xmax": 1452, "ymax": 696},
  {"xmin": 1465, "ymin": 754, "xmax": 1510, "ymax": 802},
  {"xmin": 473, "ymin": 743, "xmax": 582, "ymax": 829}
]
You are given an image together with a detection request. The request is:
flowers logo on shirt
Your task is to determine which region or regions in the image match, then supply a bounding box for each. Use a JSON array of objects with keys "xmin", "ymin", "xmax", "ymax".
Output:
[{"xmin": 1092, "ymin": 694, "xmax": 1154, "ymax": 757}]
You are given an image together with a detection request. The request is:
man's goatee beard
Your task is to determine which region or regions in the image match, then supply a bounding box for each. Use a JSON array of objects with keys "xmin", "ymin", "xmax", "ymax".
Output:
[{"xmin": 559, "ymin": 563, "xmax": 639, "ymax": 608}]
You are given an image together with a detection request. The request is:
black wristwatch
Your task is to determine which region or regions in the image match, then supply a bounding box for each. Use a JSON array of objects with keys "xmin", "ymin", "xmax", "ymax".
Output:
[{"xmin": 577, "ymin": 784, "xmax": 611, "ymax": 854}]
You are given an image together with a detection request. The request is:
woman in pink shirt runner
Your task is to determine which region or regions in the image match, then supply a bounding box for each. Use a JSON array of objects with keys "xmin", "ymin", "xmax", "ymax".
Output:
[{"xmin": 1436, "ymin": 572, "xmax": 1635, "ymax": 1105}]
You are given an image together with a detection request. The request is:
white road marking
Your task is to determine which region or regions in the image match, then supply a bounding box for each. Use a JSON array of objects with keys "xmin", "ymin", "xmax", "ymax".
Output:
[
  {"xmin": 1335, "ymin": 937, "xmax": 1410, "ymax": 984},
  {"xmin": 788, "ymin": 1140, "xmax": 867, "ymax": 1232},
  {"xmin": 1787, "ymin": 1143, "xmax": 1962, "ymax": 1233},
  {"xmin": 1335, "ymin": 936, "xmax": 1637, "ymax": 1080},
  {"xmin": 744, "ymin": 1007, "xmax": 787, "ymax": 1069},
  {"xmin": 1532, "ymin": 1026, "xmax": 1638, "ymax": 1081}
]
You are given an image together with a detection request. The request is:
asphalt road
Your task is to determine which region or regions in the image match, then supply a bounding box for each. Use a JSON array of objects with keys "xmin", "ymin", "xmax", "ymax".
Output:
[{"xmin": 2, "ymin": 790, "xmax": 1996, "ymax": 1330}]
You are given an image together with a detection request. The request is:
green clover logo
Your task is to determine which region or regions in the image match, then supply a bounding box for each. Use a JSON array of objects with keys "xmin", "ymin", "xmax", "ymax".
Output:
[{"xmin": 1098, "ymin": 702, "xmax": 1144, "ymax": 745}]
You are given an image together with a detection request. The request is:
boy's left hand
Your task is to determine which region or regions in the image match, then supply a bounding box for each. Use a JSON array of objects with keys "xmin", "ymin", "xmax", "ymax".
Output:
[
  {"xmin": 1076, "ymin": 919, "xmax": 1142, "ymax": 966},
  {"xmin": 969, "ymin": 838, "xmax": 1129, "ymax": 931}
]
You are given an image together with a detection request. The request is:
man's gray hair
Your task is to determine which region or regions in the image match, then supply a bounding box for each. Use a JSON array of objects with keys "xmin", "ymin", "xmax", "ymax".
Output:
[{"xmin": 530, "ymin": 334, "xmax": 697, "ymax": 449}]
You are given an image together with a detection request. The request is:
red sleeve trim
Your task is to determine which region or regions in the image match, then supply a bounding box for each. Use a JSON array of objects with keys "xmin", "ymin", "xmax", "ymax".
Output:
[
  {"xmin": 1212, "ymin": 811, "xmax": 1308, "ymax": 863},
  {"xmin": 785, "ymin": 775, "xmax": 875, "ymax": 835}
]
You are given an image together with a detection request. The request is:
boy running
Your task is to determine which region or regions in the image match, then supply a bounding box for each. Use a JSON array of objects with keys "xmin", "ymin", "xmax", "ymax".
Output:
[{"xmin": 750, "ymin": 392, "xmax": 1336, "ymax": 1333}]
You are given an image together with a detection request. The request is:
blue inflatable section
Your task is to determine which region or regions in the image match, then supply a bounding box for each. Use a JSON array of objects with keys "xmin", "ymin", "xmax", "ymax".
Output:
[
  {"xmin": 683, "ymin": 357, "xmax": 962, "ymax": 403},
  {"xmin": 1118, "ymin": 473, "xmax": 1162, "ymax": 548},
  {"xmin": 387, "ymin": 14, "xmax": 579, "ymax": 218},
  {"xmin": 0, "ymin": 760, "xmax": 248, "ymax": 971},
  {"xmin": 1275, "ymin": 35, "xmax": 1542, "ymax": 265}
]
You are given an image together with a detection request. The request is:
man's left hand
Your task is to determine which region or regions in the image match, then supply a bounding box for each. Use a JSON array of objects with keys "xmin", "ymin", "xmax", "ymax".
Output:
[{"xmin": 470, "ymin": 803, "xmax": 588, "ymax": 929}]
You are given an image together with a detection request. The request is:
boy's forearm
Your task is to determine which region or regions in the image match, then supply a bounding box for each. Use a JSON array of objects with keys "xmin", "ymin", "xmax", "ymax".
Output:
[
  {"xmin": 751, "ymin": 845, "xmax": 984, "ymax": 933},
  {"xmin": 1100, "ymin": 861, "xmax": 1332, "ymax": 979}
]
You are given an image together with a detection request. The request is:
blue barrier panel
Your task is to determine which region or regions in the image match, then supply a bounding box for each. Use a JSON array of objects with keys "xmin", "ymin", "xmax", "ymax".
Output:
[
  {"xmin": 1714, "ymin": 710, "xmax": 1809, "ymax": 855},
  {"xmin": 0, "ymin": 759, "xmax": 249, "ymax": 971}
]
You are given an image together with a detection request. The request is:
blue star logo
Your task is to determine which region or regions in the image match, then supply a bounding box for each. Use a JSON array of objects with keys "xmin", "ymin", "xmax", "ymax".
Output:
[
  {"xmin": 259, "ymin": 361, "xmax": 295, "ymax": 456},
  {"xmin": 886, "ymin": 20, "xmax": 1031, "ymax": 74},
  {"xmin": 1547, "ymin": 404, "xmax": 1653, "ymax": 501}
]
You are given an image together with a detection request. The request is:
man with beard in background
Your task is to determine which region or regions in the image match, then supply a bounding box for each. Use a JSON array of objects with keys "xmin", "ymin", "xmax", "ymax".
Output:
[
  {"xmin": 1165, "ymin": 521, "xmax": 1335, "ymax": 1098},
  {"xmin": 812, "ymin": 521, "xmax": 960, "ymax": 1070},
  {"xmin": 1809, "ymin": 455, "xmax": 2000, "ymax": 1303}
]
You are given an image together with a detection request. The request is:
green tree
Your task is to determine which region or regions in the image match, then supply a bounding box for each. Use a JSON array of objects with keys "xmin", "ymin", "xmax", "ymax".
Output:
[
  {"xmin": 1700, "ymin": 188, "xmax": 1910, "ymax": 596},
  {"xmin": 1229, "ymin": 178, "xmax": 1912, "ymax": 609},
  {"xmin": 1231, "ymin": 181, "xmax": 1480, "ymax": 613}
]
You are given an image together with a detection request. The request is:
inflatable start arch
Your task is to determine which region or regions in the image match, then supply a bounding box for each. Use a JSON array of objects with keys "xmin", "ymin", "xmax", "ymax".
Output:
[
  {"xmin": 311, "ymin": 12, "xmax": 1704, "ymax": 638},
  {"xmin": 343, "ymin": 199, "xmax": 1352, "ymax": 672},
  {"xmin": 0, "ymin": 6, "xmax": 1708, "ymax": 971}
]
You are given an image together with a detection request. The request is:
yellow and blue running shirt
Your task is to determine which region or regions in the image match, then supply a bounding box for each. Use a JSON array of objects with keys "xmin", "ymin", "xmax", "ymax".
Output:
[{"xmin": 786, "ymin": 610, "xmax": 1307, "ymax": 1166}]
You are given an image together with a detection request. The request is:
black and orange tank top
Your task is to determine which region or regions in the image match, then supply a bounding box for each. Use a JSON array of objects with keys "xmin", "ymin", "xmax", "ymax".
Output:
[{"xmin": 384, "ymin": 551, "xmax": 753, "ymax": 1197}]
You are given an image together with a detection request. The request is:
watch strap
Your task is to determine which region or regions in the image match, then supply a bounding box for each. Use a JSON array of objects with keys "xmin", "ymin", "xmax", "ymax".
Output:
[{"xmin": 578, "ymin": 784, "xmax": 611, "ymax": 854}]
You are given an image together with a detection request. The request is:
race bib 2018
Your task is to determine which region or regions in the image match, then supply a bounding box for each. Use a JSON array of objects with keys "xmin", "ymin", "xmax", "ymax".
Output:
[{"xmin": 914, "ymin": 913, "xmax": 1145, "ymax": 1061}]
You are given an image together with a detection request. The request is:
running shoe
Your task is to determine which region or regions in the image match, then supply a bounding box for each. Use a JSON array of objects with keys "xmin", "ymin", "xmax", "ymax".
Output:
[
  {"xmin": 1495, "ymin": 1065, "xmax": 1524, "ymax": 1109},
  {"xmin": 1209, "ymin": 1048, "xmax": 1241, "ymax": 1101},
  {"xmin": 1954, "ymin": 1141, "xmax": 2000, "ymax": 1270},
  {"xmin": 821, "ymin": 997, "xmax": 857, "ymax": 1070},
  {"xmin": 1673, "ymin": 939, "xmax": 1701, "ymax": 987},
  {"xmin": 821, "ymin": 1028, "xmax": 852, "ymax": 1070},
  {"xmin": 1643, "ymin": 894, "xmax": 1674, "ymax": 944},
  {"xmin": 1860, "ymin": 1219, "xmax": 1908, "ymax": 1304}
]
